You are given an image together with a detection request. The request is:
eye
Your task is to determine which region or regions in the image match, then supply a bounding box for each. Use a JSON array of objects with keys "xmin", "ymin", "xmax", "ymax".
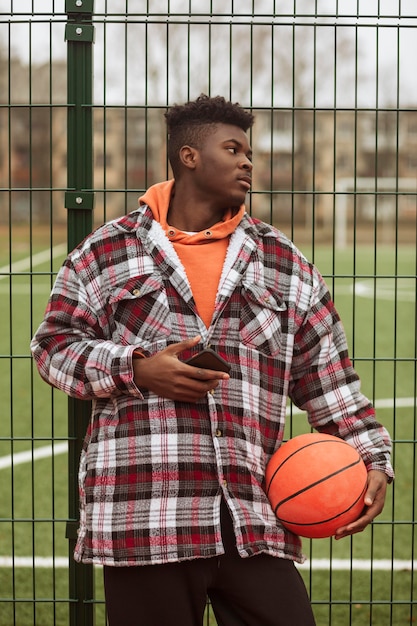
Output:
[{"xmin": 227, "ymin": 146, "xmax": 238, "ymax": 154}]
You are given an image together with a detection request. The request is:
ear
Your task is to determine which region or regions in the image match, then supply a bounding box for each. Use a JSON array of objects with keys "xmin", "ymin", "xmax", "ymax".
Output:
[{"xmin": 179, "ymin": 145, "xmax": 199, "ymax": 170}]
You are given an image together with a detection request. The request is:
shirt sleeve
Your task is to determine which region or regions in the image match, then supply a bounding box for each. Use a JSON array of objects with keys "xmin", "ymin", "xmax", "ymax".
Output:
[
  {"xmin": 289, "ymin": 266, "xmax": 394, "ymax": 482},
  {"xmin": 30, "ymin": 255, "xmax": 143, "ymax": 401}
]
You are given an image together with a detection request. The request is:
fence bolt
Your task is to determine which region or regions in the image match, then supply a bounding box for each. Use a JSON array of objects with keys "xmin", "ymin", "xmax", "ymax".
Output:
[
  {"xmin": 75, "ymin": 196, "xmax": 83, "ymax": 204},
  {"xmin": 76, "ymin": 27, "xmax": 83, "ymax": 35}
]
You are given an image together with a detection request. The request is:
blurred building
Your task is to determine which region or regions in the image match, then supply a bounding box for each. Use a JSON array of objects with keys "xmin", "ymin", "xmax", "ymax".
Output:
[
  {"xmin": 0, "ymin": 57, "xmax": 162, "ymax": 226},
  {"xmin": 1, "ymin": 57, "xmax": 416, "ymax": 241},
  {"xmin": 253, "ymin": 108, "xmax": 417, "ymax": 241}
]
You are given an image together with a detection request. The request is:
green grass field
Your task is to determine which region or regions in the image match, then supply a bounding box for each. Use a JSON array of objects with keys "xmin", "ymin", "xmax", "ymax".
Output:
[{"xmin": 0, "ymin": 225, "xmax": 416, "ymax": 625}]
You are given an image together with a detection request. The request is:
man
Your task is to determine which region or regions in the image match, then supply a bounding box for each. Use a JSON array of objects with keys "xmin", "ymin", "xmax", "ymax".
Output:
[{"xmin": 31, "ymin": 94, "xmax": 393, "ymax": 625}]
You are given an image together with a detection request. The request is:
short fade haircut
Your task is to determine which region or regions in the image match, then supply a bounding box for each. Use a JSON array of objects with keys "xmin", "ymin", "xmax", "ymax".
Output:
[{"xmin": 165, "ymin": 94, "xmax": 255, "ymax": 177}]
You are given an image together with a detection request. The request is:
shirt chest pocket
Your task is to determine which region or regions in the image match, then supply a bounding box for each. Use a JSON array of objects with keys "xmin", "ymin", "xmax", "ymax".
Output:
[
  {"xmin": 239, "ymin": 282, "xmax": 287, "ymax": 356},
  {"xmin": 108, "ymin": 275, "xmax": 171, "ymax": 348}
]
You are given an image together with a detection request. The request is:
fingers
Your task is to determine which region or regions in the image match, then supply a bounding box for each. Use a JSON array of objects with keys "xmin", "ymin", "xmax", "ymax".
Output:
[
  {"xmin": 364, "ymin": 470, "xmax": 388, "ymax": 507},
  {"xmin": 334, "ymin": 512, "xmax": 373, "ymax": 540},
  {"xmin": 132, "ymin": 337, "xmax": 229, "ymax": 402},
  {"xmin": 334, "ymin": 470, "xmax": 388, "ymax": 540},
  {"xmin": 189, "ymin": 367, "xmax": 229, "ymax": 382},
  {"xmin": 167, "ymin": 335, "xmax": 202, "ymax": 357},
  {"xmin": 169, "ymin": 372, "xmax": 223, "ymax": 403}
]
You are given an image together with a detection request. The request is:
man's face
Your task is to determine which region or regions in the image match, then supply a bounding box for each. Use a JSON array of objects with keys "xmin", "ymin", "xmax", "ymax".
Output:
[{"xmin": 193, "ymin": 123, "xmax": 253, "ymax": 208}]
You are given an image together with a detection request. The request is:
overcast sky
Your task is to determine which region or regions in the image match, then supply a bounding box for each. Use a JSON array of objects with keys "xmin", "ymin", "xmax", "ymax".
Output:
[{"xmin": 3, "ymin": 1, "xmax": 417, "ymax": 106}]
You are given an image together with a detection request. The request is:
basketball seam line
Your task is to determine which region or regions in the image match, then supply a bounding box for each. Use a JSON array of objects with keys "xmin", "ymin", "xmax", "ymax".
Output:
[
  {"xmin": 275, "ymin": 483, "xmax": 367, "ymax": 527},
  {"xmin": 266, "ymin": 439, "xmax": 358, "ymax": 496},
  {"xmin": 271, "ymin": 457, "xmax": 364, "ymax": 514}
]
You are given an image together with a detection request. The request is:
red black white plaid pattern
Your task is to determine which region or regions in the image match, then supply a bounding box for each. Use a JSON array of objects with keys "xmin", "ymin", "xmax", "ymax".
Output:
[{"xmin": 31, "ymin": 205, "xmax": 394, "ymax": 566}]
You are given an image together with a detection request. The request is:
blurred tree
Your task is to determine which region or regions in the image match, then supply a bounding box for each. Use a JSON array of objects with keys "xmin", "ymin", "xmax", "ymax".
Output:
[{"xmin": 101, "ymin": 1, "xmax": 360, "ymax": 225}]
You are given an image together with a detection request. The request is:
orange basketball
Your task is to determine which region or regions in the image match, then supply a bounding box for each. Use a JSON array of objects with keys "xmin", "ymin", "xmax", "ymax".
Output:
[{"xmin": 265, "ymin": 433, "xmax": 367, "ymax": 538}]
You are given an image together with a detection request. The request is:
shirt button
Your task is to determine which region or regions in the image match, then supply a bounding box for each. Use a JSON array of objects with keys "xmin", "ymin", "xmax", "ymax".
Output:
[
  {"xmin": 215, "ymin": 429, "xmax": 223, "ymax": 437},
  {"xmin": 132, "ymin": 289, "xmax": 140, "ymax": 296}
]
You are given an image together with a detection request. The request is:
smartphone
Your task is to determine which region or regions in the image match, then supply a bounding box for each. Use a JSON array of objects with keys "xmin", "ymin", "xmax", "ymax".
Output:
[{"xmin": 185, "ymin": 348, "xmax": 231, "ymax": 373}]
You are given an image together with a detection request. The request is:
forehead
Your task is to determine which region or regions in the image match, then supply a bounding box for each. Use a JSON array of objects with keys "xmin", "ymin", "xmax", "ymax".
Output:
[{"xmin": 203, "ymin": 123, "xmax": 251, "ymax": 150}]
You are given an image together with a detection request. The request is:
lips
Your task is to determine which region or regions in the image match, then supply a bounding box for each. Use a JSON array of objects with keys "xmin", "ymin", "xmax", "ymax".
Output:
[{"xmin": 238, "ymin": 176, "xmax": 252, "ymax": 189}]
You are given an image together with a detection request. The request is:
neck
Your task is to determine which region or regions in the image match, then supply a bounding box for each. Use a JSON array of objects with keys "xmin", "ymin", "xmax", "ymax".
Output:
[{"xmin": 167, "ymin": 181, "xmax": 228, "ymax": 231}]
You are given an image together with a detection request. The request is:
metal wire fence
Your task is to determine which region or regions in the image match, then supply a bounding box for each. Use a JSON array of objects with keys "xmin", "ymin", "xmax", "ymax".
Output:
[{"xmin": 1, "ymin": 1, "xmax": 416, "ymax": 624}]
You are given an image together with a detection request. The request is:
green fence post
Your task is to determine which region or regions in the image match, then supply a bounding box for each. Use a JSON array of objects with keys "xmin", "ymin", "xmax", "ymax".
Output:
[{"xmin": 64, "ymin": 2, "xmax": 95, "ymax": 625}]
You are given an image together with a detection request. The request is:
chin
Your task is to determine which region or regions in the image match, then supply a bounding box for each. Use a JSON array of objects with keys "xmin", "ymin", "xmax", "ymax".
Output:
[{"xmin": 230, "ymin": 193, "xmax": 248, "ymax": 207}]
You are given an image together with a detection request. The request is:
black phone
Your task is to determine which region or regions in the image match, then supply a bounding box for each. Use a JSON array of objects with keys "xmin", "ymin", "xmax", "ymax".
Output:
[{"xmin": 185, "ymin": 348, "xmax": 231, "ymax": 373}]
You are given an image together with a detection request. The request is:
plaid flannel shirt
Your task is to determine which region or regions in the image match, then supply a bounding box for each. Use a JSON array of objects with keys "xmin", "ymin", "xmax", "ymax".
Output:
[{"xmin": 31, "ymin": 205, "xmax": 394, "ymax": 566}]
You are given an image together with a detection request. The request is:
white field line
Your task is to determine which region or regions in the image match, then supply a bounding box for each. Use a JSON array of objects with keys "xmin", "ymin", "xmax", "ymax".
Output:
[
  {"xmin": 0, "ymin": 397, "xmax": 415, "ymax": 472},
  {"xmin": 333, "ymin": 280, "xmax": 415, "ymax": 303},
  {"xmin": 0, "ymin": 442, "xmax": 68, "ymax": 470},
  {"xmin": 0, "ymin": 556, "xmax": 414, "ymax": 571},
  {"xmin": 0, "ymin": 398, "xmax": 415, "ymax": 573},
  {"xmin": 0, "ymin": 243, "xmax": 67, "ymax": 280},
  {"xmin": 0, "ymin": 248, "xmax": 413, "ymax": 573},
  {"xmin": 297, "ymin": 559, "xmax": 416, "ymax": 571}
]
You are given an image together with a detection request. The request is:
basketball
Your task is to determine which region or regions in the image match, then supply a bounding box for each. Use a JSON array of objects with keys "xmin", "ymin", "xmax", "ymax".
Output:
[{"xmin": 265, "ymin": 433, "xmax": 368, "ymax": 538}]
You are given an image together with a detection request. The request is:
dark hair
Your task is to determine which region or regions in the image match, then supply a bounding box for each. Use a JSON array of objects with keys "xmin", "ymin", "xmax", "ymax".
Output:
[{"xmin": 165, "ymin": 94, "xmax": 254, "ymax": 177}]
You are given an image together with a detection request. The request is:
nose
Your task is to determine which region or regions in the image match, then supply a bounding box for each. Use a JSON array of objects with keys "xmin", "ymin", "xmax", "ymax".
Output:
[{"xmin": 240, "ymin": 157, "xmax": 253, "ymax": 171}]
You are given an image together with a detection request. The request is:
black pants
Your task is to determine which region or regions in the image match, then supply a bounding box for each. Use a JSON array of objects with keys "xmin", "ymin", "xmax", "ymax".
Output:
[{"xmin": 104, "ymin": 502, "xmax": 316, "ymax": 626}]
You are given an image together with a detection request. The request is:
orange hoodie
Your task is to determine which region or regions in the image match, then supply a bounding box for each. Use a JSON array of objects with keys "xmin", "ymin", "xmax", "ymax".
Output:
[{"xmin": 140, "ymin": 180, "xmax": 245, "ymax": 328}]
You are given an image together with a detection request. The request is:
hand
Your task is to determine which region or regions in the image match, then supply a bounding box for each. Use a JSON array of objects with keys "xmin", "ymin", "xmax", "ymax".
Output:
[
  {"xmin": 334, "ymin": 469, "xmax": 389, "ymax": 540},
  {"xmin": 132, "ymin": 335, "xmax": 230, "ymax": 403}
]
